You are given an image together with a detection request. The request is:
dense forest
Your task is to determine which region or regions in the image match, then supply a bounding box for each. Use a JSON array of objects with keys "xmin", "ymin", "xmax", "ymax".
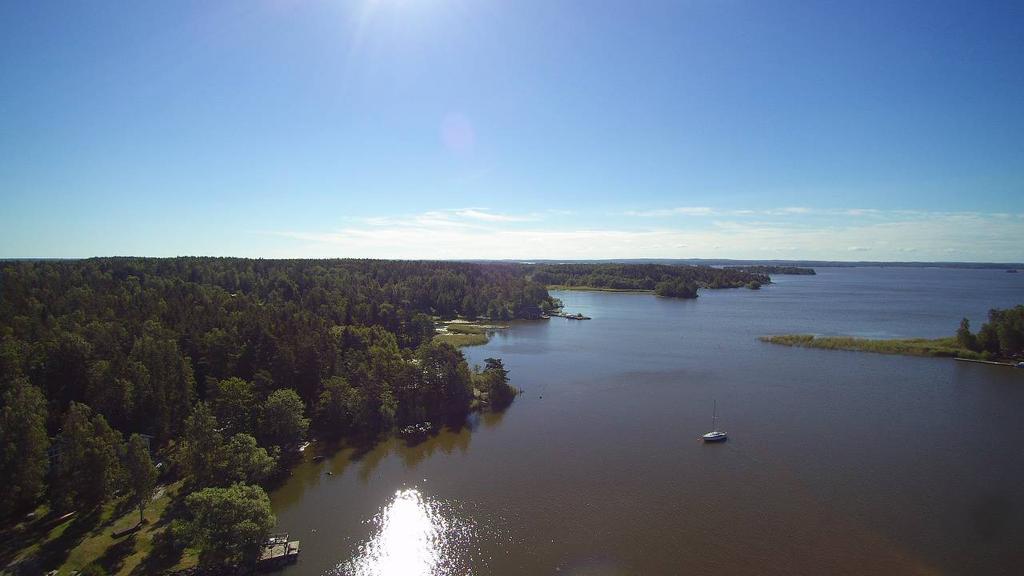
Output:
[
  {"xmin": 0, "ymin": 258, "xmax": 553, "ymax": 438},
  {"xmin": 0, "ymin": 258, "xmax": 539, "ymax": 571},
  {"xmin": 525, "ymin": 263, "xmax": 769, "ymax": 295}
]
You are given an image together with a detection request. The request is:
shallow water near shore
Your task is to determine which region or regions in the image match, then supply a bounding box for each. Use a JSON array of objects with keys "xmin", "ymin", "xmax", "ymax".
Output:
[{"xmin": 270, "ymin": 267, "xmax": 1024, "ymax": 575}]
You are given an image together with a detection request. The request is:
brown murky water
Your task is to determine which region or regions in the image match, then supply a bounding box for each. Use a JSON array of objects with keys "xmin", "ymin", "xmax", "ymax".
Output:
[{"xmin": 270, "ymin": 268, "xmax": 1024, "ymax": 575}]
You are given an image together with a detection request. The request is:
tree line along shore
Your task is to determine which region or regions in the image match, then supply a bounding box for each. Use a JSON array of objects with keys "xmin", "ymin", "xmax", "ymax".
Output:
[
  {"xmin": 761, "ymin": 305, "xmax": 1024, "ymax": 363},
  {"xmin": 526, "ymin": 262, "xmax": 793, "ymax": 295},
  {"xmin": 0, "ymin": 258, "xmax": 773, "ymax": 574}
]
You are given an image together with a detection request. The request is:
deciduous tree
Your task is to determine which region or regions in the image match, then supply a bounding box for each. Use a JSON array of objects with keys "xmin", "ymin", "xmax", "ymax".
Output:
[
  {"xmin": 181, "ymin": 483, "xmax": 275, "ymax": 569},
  {"xmin": 219, "ymin": 433, "xmax": 276, "ymax": 485},
  {"xmin": 210, "ymin": 377, "xmax": 256, "ymax": 436},
  {"xmin": 258, "ymin": 389, "xmax": 308, "ymax": 449},
  {"xmin": 316, "ymin": 376, "xmax": 363, "ymax": 436}
]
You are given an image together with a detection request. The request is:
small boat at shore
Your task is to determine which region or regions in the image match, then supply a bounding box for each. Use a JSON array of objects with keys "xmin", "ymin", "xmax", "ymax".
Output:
[
  {"xmin": 703, "ymin": 400, "xmax": 727, "ymax": 442},
  {"xmin": 550, "ymin": 311, "xmax": 591, "ymax": 320},
  {"xmin": 399, "ymin": 421, "xmax": 433, "ymax": 437}
]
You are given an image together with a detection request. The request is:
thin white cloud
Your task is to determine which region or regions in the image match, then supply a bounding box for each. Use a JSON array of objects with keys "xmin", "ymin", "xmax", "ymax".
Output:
[
  {"xmin": 843, "ymin": 208, "xmax": 881, "ymax": 217},
  {"xmin": 268, "ymin": 209, "xmax": 1024, "ymax": 262},
  {"xmin": 625, "ymin": 206, "xmax": 821, "ymax": 218},
  {"xmin": 453, "ymin": 209, "xmax": 538, "ymax": 222},
  {"xmin": 624, "ymin": 206, "xmax": 929, "ymax": 219},
  {"xmin": 362, "ymin": 208, "xmax": 539, "ymax": 228},
  {"xmin": 624, "ymin": 206, "xmax": 715, "ymax": 217},
  {"xmin": 758, "ymin": 206, "xmax": 813, "ymax": 216}
]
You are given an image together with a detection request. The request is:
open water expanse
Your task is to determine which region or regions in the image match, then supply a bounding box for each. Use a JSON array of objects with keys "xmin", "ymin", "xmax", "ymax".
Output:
[{"xmin": 270, "ymin": 267, "xmax": 1024, "ymax": 575}]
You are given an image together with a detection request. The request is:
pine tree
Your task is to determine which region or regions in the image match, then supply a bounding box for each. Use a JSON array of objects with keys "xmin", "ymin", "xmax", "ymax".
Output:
[
  {"xmin": 180, "ymin": 402, "xmax": 223, "ymax": 488},
  {"xmin": 126, "ymin": 433, "xmax": 157, "ymax": 524},
  {"xmin": 0, "ymin": 378, "xmax": 50, "ymax": 518}
]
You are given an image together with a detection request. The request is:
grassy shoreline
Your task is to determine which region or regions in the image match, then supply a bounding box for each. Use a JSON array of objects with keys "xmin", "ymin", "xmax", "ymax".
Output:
[
  {"xmin": 759, "ymin": 334, "xmax": 989, "ymax": 360},
  {"xmin": 433, "ymin": 321, "xmax": 508, "ymax": 347}
]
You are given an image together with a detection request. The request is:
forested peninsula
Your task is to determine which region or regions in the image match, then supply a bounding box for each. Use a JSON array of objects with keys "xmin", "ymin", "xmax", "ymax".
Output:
[
  {"xmin": 526, "ymin": 263, "xmax": 772, "ymax": 294},
  {"xmin": 761, "ymin": 306, "xmax": 1024, "ymax": 363},
  {"xmin": 0, "ymin": 258, "xmax": 771, "ymax": 573}
]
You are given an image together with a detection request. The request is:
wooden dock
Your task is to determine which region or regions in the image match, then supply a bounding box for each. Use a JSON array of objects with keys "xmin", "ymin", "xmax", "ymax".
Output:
[{"xmin": 257, "ymin": 533, "xmax": 300, "ymax": 569}]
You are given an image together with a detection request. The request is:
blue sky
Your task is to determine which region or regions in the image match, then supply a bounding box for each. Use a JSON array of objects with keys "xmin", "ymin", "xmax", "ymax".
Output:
[{"xmin": 1, "ymin": 0, "xmax": 1022, "ymax": 261}]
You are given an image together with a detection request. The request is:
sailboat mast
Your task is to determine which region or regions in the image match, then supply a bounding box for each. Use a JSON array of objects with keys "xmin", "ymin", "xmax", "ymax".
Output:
[{"xmin": 712, "ymin": 400, "xmax": 717, "ymax": 430}]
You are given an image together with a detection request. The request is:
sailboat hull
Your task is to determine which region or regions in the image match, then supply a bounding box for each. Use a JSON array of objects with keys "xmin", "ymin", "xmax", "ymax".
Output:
[{"xmin": 702, "ymin": 431, "xmax": 728, "ymax": 442}]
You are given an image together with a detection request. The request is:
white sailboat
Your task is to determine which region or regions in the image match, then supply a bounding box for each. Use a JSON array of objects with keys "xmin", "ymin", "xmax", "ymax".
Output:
[{"xmin": 702, "ymin": 400, "xmax": 728, "ymax": 442}]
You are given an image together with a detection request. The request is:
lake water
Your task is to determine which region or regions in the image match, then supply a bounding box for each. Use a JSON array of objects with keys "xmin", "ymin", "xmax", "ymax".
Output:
[{"xmin": 270, "ymin": 267, "xmax": 1024, "ymax": 576}]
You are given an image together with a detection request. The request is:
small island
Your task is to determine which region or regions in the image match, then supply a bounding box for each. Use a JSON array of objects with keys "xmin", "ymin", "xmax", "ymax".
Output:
[{"xmin": 761, "ymin": 305, "xmax": 1024, "ymax": 364}]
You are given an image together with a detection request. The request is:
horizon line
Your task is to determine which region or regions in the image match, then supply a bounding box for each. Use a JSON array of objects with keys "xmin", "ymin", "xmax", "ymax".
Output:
[{"xmin": 2, "ymin": 256, "xmax": 1022, "ymax": 268}]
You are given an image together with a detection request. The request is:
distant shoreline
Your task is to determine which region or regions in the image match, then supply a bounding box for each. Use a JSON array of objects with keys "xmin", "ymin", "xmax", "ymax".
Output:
[
  {"xmin": 474, "ymin": 258, "xmax": 1024, "ymax": 270},
  {"xmin": 546, "ymin": 285, "xmax": 653, "ymax": 293}
]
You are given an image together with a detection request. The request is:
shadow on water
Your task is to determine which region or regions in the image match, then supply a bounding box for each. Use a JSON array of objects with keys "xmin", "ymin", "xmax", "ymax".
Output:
[
  {"xmin": 271, "ymin": 406, "xmax": 512, "ymax": 512},
  {"xmin": 331, "ymin": 410, "xmax": 505, "ymax": 477},
  {"xmin": 397, "ymin": 422, "xmax": 476, "ymax": 470},
  {"xmin": 350, "ymin": 419, "xmax": 477, "ymax": 480},
  {"xmin": 464, "ymin": 408, "xmax": 508, "ymax": 432}
]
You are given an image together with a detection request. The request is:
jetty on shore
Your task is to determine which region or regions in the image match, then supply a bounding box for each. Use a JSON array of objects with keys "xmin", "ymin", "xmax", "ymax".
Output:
[{"xmin": 257, "ymin": 533, "xmax": 300, "ymax": 569}]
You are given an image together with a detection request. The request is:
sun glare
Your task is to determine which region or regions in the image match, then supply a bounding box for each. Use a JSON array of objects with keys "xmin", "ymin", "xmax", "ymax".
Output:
[{"xmin": 340, "ymin": 489, "xmax": 475, "ymax": 576}]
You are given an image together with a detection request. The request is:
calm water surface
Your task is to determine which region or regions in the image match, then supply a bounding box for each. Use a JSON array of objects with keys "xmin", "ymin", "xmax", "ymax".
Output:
[{"xmin": 271, "ymin": 267, "xmax": 1024, "ymax": 575}]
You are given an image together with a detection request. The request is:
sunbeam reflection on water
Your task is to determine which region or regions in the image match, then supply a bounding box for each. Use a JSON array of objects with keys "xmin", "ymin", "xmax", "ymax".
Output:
[{"xmin": 333, "ymin": 488, "xmax": 479, "ymax": 576}]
